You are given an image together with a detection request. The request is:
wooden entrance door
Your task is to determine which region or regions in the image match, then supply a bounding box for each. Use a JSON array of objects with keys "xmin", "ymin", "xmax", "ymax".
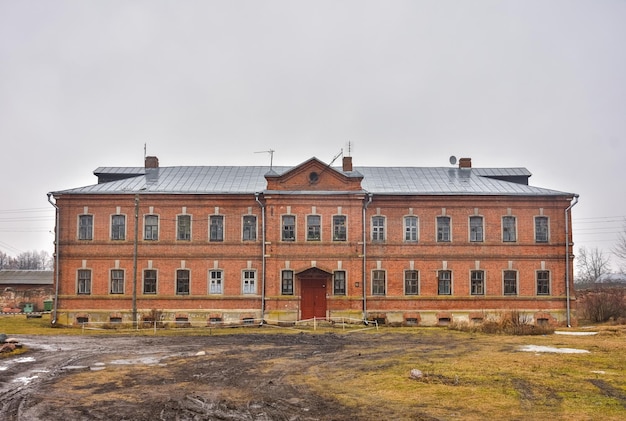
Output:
[{"xmin": 300, "ymin": 277, "xmax": 328, "ymax": 320}]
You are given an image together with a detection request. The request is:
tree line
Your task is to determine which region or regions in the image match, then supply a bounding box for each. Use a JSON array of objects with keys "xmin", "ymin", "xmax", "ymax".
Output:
[
  {"xmin": 575, "ymin": 220, "xmax": 626, "ymax": 323},
  {"xmin": 0, "ymin": 250, "xmax": 52, "ymax": 270}
]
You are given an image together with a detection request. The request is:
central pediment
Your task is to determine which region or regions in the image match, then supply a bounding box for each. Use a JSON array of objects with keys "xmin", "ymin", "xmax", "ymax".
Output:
[{"xmin": 264, "ymin": 157, "xmax": 363, "ymax": 192}]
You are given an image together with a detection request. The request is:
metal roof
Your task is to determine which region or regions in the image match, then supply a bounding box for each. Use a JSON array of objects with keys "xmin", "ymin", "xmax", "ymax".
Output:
[
  {"xmin": 0, "ymin": 270, "xmax": 53, "ymax": 285},
  {"xmin": 52, "ymin": 165, "xmax": 572, "ymax": 197}
]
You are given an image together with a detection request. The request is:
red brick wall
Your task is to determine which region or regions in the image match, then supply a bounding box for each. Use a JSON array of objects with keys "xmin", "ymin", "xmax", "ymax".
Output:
[{"xmin": 53, "ymin": 190, "xmax": 575, "ymax": 325}]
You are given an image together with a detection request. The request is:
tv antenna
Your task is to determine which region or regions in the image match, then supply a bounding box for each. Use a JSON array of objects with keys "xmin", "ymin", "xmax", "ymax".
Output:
[
  {"xmin": 345, "ymin": 141, "xmax": 353, "ymax": 156},
  {"xmin": 255, "ymin": 149, "xmax": 275, "ymax": 170}
]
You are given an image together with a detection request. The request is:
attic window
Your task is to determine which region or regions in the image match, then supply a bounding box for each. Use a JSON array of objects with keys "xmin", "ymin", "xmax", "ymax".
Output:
[{"xmin": 308, "ymin": 171, "xmax": 319, "ymax": 184}]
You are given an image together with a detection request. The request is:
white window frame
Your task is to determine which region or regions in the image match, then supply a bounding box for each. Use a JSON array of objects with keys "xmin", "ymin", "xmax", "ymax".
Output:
[
  {"xmin": 111, "ymin": 214, "xmax": 126, "ymax": 240},
  {"xmin": 78, "ymin": 214, "xmax": 93, "ymax": 240},
  {"xmin": 243, "ymin": 270, "xmax": 257, "ymax": 294},
  {"xmin": 209, "ymin": 270, "xmax": 223, "ymax": 294},
  {"xmin": 404, "ymin": 216, "xmax": 419, "ymax": 242},
  {"xmin": 110, "ymin": 269, "xmax": 125, "ymax": 294}
]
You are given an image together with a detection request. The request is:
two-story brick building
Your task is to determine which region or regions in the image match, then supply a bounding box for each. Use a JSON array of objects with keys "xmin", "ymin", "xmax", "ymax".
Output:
[{"xmin": 48, "ymin": 155, "xmax": 578, "ymax": 326}]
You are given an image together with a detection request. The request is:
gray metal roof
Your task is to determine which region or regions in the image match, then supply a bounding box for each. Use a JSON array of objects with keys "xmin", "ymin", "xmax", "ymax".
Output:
[
  {"xmin": 52, "ymin": 165, "xmax": 572, "ymax": 197},
  {"xmin": 0, "ymin": 270, "xmax": 53, "ymax": 285}
]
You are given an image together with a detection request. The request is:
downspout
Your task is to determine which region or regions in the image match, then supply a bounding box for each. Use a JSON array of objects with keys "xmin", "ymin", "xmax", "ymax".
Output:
[
  {"xmin": 362, "ymin": 193, "xmax": 373, "ymax": 322},
  {"xmin": 565, "ymin": 194, "xmax": 579, "ymax": 327},
  {"xmin": 255, "ymin": 193, "xmax": 266, "ymax": 322},
  {"xmin": 47, "ymin": 193, "xmax": 60, "ymax": 325}
]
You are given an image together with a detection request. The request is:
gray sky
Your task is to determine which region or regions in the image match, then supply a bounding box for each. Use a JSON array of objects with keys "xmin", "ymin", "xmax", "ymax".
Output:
[{"xmin": 1, "ymin": 1, "xmax": 625, "ymax": 269}]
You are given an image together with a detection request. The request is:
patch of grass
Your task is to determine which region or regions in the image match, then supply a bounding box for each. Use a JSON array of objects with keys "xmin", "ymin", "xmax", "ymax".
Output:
[{"xmin": 296, "ymin": 328, "xmax": 626, "ymax": 420}]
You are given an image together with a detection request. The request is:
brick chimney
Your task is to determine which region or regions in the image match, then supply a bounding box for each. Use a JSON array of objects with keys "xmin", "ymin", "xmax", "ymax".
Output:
[
  {"xmin": 145, "ymin": 156, "xmax": 159, "ymax": 168},
  {"xmin": 342, "ymin": 156, "xmax": 353, "ymax": 172},
  {"xmin": 458, "ymin": 158, "xmax": 472, "ymax": 169}
]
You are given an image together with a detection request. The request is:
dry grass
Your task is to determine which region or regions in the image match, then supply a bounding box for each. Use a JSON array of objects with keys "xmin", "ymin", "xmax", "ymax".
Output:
[
  {"xmin": 296, "ymin": 327, "xmax": 626, "ymax": 420},
  {"xmin": 3, "ymin": 315, "xmax": 626, "ymax": 419}
]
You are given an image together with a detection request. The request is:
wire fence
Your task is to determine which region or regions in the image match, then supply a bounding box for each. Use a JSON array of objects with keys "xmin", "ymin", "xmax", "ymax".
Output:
[{"xmin": 74, "ymin": 316, "xmax": 379, "ymax": 335}]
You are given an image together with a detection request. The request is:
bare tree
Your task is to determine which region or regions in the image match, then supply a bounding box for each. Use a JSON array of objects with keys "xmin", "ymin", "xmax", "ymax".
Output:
[
  {"xmin": 14, "ymin": 250, "xmax": 52, "ymax": 270},
  {"xmin": 576, "ymin": 246, "xmax": 611, "ymax": 286},
  {"xmin": 0, "ymin": 251, "xmax": 13, "ymax": 269},
  {"xmin": 613, "ymin": 219, "xmax": 626, "ymax": 273}
]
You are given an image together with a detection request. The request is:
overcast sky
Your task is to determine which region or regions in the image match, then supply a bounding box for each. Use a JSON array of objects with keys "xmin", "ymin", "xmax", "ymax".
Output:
[{"xmin": 1, "ymin": 1, "xmax": 625, "ymax": 269}]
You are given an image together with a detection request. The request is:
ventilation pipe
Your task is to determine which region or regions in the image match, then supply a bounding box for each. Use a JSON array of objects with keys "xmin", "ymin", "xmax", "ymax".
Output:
[
  {"xmin": 47, "ymin": 193, "xmax": 60, "ymax": 325},
  {"xmin": 362, "ymin": 193, "xmax": 373, "ymax": 323},
  {"xmin": 565, "ymin": 194, "xmax": 579, "ymax": 327},
  {"xmin": 255, "ymin": 193, "xmax": 266, "ymax": 322}
]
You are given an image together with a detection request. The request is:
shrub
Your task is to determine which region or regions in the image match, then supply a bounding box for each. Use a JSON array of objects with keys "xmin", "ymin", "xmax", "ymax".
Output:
[
  {"xmin": 577, "ymin": 287, "xmax": 626, "ymax": 323},
  {"xmin": 449, "ymin": 311, "xmax": 554, "ymax": 335}
]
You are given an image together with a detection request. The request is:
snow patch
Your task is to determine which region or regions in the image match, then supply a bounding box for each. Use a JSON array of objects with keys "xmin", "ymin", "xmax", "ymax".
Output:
[
  {"xmin": 519, "ymin": 345, "xmax": 589, "ymax": 354},
  {"xmin": 554, "ymin": 331, "xmax": 598, "ymax": 336},
  {"xmin": 13, "ymin": 375, "xmax": 39, "ymax": 385}
]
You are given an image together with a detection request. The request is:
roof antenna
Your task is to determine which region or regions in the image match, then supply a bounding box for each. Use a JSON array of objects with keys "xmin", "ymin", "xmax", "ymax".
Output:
[
  {"xmin": 255, "ymin": 149, "xmax": 275, "ymax": 170},
  {"xmin": 144, "ymin": 143, "xmax": 147, "ymax": 160}
]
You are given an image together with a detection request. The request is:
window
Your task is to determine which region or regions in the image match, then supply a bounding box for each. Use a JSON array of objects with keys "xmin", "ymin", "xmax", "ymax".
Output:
[
  {"xmin": 333, "ymin": 271, "xmax": 346, "ymax": 295},
  {"xmin": 307, "ymin": 215, "xmax": 321, "ymax": 241},
  {"xmin": 209, "ymin": 270, "xmax": 223, "ymax": 294},
  {"xmin": 372, "ymin": 270, "xmax": 386, "ymax": 295},
  {"xmin": 281, "ymin": 270, "xmax": 294, "ymax": 295},
  {"xmin": 469, "ymin": 216, "xmax": 484, "ymax": 242},
  {"xmin": 471, "ymin": 270, "xmax": 484, "ymax": 295},
  {"xmin": 78, "ymin": 215, "xmax": 93, "ymax": 240},
  {"xmin": 535, "ymin": 216, "xmax": 549, "ymax": 243},
  {"xmin": 537, "ymin": 271, "xmax": 550, "ymax": 295},
  {"xmin": 372, "ymin": 216, "xmax": 385, "ymax": 242},
  {"xmin": 405, "ymin": 270, "xmax": 419, "ymax": 295},
  {"xmin": 144, "ymin": 215, "xmax": 159, "ymax": 240},
  {"xmin": 333, "ymin": 215, "xmax": 347, "ymax": 241},
  {"xmin": 437, "ymin": 216, "xmax": 451, "ymax": 242},
  {"xmin": 177, "ymin": 215, "xmax": 191, "ymax": 241},
  {"xmin": 176, "ymin": 269, "xmax": 190, "ymax": 295},
  {"xmin": 282, "ymin": 215, "xmax": 295, "ymax": 241},
  {"xmin": 143, "ymin": 269, "xmax": 157, "ymax": 294},
  {"xmin": 502, "ymin": 216, "xmax": 516, "ymax": 242},
  {"xmin": 110, "ymin": 269, "xmax": 124, "ymax": 294},
  {"xmin": 111, "ymin": 215, "xmax": 126, "ymax": 240},
  {"xmin": 404, "ymin": 216, "xmax": 418, "ymax": 242},
  {"xmin": 504, "ymin": 271, "xmax": 517, "ymax": 295},
  {"xmin": 77, "ymin": 269, "xmax": 91, "ymax": 294},
  {"xmin": 438, "ymin": 270, "xmax": 451, "ymax": 295},
  {"xmin": 243, "ymin": 270, "xmax": 256, "ymax": 294},
  {"xmin": 243, "ymin": 215, "xmax": 257, "ymax": 241},
  {"xmin": 210, "ymin": 215, "xmax": 224, "ymax": 242}
]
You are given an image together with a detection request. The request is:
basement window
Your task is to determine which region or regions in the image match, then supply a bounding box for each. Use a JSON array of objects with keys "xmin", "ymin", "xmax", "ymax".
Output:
[
  {"xmin": 76, "ymin": 316, "xmax": 89, "ymax": 325},
  {"xmin": 438, "ymin": 317, "xmax": 451, "ymax": 326},
  {"xmin": 242, "ymin": 317, "xmax": 255, "ymax": 325},
  {"xmin": 109, "ymin": 317, "xmax": 122, "ymax": 324},
  {"xmin": 405, "ymin": 317, "xmax": 418, "ymax": 326}
]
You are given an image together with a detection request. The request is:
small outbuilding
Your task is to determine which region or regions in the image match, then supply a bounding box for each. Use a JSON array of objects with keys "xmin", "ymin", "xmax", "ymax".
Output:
[{"xmin": 0, "ymin": 270, "xmax": 54, "ymax": 313}]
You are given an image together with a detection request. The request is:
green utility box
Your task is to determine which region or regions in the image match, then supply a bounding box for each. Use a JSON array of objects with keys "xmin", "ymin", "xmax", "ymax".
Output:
[
  {"xmin": 44, "ymin": 300, "xmax": 53, "ymax": 311},
  {"xmin": 23, "ymin": 303, "xmax": 34, "ymax": 313}
]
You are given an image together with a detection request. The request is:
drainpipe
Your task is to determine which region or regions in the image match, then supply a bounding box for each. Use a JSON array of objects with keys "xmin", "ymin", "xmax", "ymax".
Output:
[
  {"xmin": 47, "ymin": 193, "xmax": 60, "ymax": 325},
  {"xmin": 362, "ymin": 193, "xmax": 373, "ymax": 323},
  {"xmin": 565, "ymin": 194, "xmax": 579, "ymax": 327},
  {"xmin": 255, "ymin": 193, "xmax": 266, "ymax": 322},
  {"xmin": 132, "ymin": 195, "xmax": 139, "ymax": 328}
]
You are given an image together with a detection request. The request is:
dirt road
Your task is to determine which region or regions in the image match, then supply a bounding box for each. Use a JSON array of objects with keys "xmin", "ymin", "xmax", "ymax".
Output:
[{"xmin": 1, "ymin": 332, "xmax": 413, "ymax": 421}]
